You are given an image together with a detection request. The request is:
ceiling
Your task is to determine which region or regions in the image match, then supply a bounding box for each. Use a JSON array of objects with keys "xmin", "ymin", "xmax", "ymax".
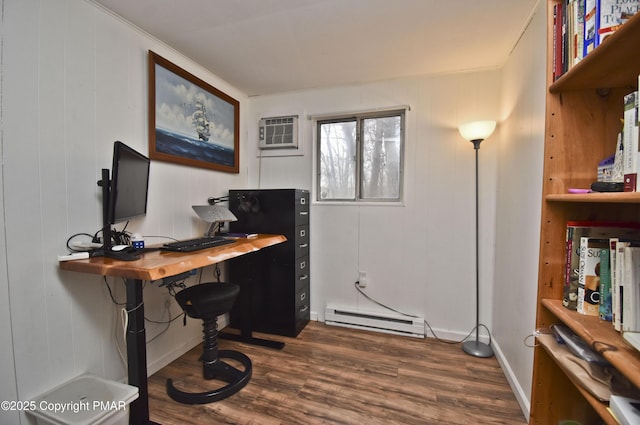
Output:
[{"xmin": 93, "ymin": 0, "xmax": 539, "ymax": 97}]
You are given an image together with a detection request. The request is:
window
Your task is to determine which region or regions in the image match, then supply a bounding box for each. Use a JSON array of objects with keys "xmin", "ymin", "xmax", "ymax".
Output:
[{"xmin": 317, "ymin": 110, "xmax": 404, "ymax": 202}]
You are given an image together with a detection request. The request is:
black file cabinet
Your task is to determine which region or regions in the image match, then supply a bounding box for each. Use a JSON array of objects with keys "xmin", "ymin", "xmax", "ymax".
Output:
[{"xmin": 227, "ymin": 189, "xmax": 310, "ymax": 337}]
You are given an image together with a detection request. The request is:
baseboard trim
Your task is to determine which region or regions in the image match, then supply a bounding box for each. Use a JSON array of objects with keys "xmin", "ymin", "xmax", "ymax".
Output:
[{"xmin": 492, "ymin": 339, "xmax": 531, "ymax": 421}]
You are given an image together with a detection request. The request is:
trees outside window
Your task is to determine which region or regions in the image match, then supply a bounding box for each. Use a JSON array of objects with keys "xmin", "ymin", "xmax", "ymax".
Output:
[{"xmin": 317, "ymin": 110, "xmax": 404, "ymax": 202}]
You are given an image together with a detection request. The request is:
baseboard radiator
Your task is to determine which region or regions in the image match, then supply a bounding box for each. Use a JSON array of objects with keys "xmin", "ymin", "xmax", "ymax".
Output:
[{"xmin": 324, "ymin": 305, "xmax": 425, "ymax": 338}]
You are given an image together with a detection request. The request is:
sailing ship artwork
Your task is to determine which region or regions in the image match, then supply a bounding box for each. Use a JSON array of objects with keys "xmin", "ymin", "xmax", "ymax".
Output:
[
  {"xmin": 149, "ymin": 51, "xmax": 239, "ymax": 173},
  {"xmin": 192, "ymin": 101, "xmax": 211, "ymax": 142}
]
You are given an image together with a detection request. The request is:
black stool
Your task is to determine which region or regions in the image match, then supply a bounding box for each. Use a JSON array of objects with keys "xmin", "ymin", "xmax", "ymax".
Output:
[{"xmin": 167, "ymin": 282, "xmax": 252, "ymax": 404}]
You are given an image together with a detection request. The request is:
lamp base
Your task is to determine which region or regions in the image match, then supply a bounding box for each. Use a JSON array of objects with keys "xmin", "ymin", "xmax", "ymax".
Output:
[{"xmin": 462, "ymin": 340, "xmax": 494, "ymax": 358}]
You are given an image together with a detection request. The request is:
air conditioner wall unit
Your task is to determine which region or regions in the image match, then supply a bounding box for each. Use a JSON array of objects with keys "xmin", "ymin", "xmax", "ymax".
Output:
[
  {"xmin": 324, "ymin": 305, "xmax": 425, "ymax": 338},
  {"xmin": 258, "ymin": 115, "xmax": 298, "ymax": 149}
]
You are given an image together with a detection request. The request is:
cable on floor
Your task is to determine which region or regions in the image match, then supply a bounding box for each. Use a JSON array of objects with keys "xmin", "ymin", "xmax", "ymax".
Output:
[{"xmin": 354, "ymin": 281, "xmax": 493, "ymax": 345}]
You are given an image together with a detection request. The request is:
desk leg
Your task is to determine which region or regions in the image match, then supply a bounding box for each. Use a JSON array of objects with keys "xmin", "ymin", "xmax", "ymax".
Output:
[{"xmin": 125, "ymin": 278, "xmax": 160, "ymax": 425}]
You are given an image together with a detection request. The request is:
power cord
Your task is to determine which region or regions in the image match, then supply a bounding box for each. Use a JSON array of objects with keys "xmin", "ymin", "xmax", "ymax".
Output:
[{"xmin": 353, "ymin": 281, "xmax": 490, "ymax": 345}]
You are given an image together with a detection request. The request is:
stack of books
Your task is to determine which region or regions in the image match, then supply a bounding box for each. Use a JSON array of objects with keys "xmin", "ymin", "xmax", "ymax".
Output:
[
  {"xmin": 553, "ymin": 0, "xmax": 640, "ymax": 80},
  {"xmin": 562, "ymin": 221, "xmax": 640, "ymax": 336}
]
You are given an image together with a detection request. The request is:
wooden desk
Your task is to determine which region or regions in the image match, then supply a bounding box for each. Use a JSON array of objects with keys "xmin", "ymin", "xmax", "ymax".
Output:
[{"xmin": 59, "ymin": 234, "xmax": 286, "ymax": 425}]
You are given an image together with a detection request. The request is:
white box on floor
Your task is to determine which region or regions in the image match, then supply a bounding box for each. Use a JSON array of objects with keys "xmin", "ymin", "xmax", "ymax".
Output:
[{"xmin": 27, "ymin": 374, "xmax": 138, "ymax": 425}]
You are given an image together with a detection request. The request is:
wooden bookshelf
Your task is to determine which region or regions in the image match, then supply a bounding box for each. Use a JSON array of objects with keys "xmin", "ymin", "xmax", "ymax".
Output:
[
  {"xmin": 542, "ymin": 299, "xmax": 640, "ymax": 388},
  {"xmin": 530, "ymin": 2, "xmax": 640, "ymax": 424}
]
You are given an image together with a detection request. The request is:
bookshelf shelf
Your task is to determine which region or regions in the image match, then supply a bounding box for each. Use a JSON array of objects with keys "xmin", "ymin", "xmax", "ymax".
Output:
[
  {"xmin": 531, "ymin": 2, "xmax": 640, "ymax": 424},
  {"xmin": 546, "ymin": 192, "xmax": 640, "ymax": 203},
  {"xmin": 537, "ymin": 329, "xmax": 618, "ymax": 425},
  {"xmin": 542, "ymin": 299, "xmax": 640, "ymax": 389}
]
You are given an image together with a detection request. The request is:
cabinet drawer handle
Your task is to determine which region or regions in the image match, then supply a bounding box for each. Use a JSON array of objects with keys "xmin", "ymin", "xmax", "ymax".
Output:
[
  {"xmin": 299, "ymin": 274, "xmax": 308, "ymax": 280},
  {"xmin": 299, "ymin": 243, "xmax": 308, "ymax": 248},
  {"xmin": 299, "ymin": 211, "xmax": 308, "ymax": 216},
  {"xmin": 299, "ymin": 305, "xmax": 309, "ymax": 313}
]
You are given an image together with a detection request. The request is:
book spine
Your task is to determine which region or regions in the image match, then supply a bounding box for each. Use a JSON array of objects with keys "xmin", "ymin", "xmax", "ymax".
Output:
[
  {"xmin": 628, "ymin": 247, "xmax": 640, "ymax": 332},
  {"xmin": 616, "ymin": 241, "xmax": 628, "ymax": 331},
  {"xmin": 611, "ymin": 238, "xmax": 620, "ymax": 328},
  {"xmin": 578, "ymin": 237, "xmax": 608, "ymax": 316},
  {"xmin": 577, "ymin": 236, "xmax": 588, "ymax": 314},
  {"xmin": 623, "ymin": 91, "xmax": 639, "ymax": 191},
  {"xmin": 584, "ymin": 0, "xmax": 597, "ymax": 56},
  {"xmin": 622, "ymin": 246, "xmax": 638, "ymax": 331},
  {"xmin": 564, "ymin": 225, "xmax": 576, "ymax": 309},
  {"xmin": 562, "ymin": 0, "xmax": 569, "ymax": 75},
  {"xmin": 554, "ymin": 3, "xmax": 562, "ymax": 80},
  {"xmin": 576, "ymin": 0, "xmax": 585, "ymax": 63},
  {"xmin": 599, "ymin": 246, "xmax": 612, "ymax": 321}
]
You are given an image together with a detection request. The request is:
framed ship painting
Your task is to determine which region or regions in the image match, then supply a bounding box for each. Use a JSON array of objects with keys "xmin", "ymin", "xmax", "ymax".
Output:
[{"xmin": 148, "ymin": 51, "xmax": 239, "ymax": 173}]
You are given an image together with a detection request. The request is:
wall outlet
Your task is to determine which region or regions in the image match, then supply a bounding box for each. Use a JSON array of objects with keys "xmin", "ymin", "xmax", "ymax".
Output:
[{"xmin": 358, "ymin": 271, "xmax": 367, "ymax": 288}]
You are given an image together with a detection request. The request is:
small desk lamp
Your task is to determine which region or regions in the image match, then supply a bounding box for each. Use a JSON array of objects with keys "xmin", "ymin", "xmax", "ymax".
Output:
[
  {"xmin": 192, "ymin": 196, "xmax": 237, "ymax": 237},
  {"xmin": 458, "ymin": 120, "xmax": 496, "ymax": 358}
]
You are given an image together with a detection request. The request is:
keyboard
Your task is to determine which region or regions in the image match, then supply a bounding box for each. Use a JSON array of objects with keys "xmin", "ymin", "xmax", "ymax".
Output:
[{"xmin": 161, "ymin": 236, "xmax": 236, "ymax": 252}]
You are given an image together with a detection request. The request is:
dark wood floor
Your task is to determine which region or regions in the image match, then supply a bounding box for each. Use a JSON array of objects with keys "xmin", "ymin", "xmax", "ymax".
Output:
[{"xmin": 148, "ymin": 322, "xmax": 527, "ymax": 424}]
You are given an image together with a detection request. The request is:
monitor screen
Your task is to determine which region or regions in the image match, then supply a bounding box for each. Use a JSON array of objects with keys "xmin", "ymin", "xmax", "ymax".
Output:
[{"xmin": 110, "ymin": 141, "xmax": 150, "ymax": 224}]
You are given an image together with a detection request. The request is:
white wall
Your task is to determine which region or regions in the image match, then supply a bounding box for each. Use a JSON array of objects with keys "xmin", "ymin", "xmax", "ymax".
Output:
[
  {"xmin": 493, "ymin": 0, "xmax": 546, "ymax": 417},
  {"xmin": 1, "ymin": 1, "xmax": 249, "ymax": 423},
  {"xmin": 0, "ymin": 3, "xmax": 19, "ymax": 420},
  {"xmin": 249, "ymin": 73, "xmax": 502, "ymax": 341}
]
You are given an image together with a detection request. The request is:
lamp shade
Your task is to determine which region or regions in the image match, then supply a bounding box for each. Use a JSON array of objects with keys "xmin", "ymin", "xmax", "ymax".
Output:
[
  {"xmin": 192, "ymin": 204, "xmax": 237, "ymax": 223},
  {"xmin": 458, "ymin": 120, "xmax": 496, "ymax": 142}
]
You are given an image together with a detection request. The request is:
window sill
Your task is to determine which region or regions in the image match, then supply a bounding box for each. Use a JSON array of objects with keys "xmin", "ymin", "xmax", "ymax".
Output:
[{"xmin": 313, "ymin": 200, "xmax": 405, "ymax": 207}]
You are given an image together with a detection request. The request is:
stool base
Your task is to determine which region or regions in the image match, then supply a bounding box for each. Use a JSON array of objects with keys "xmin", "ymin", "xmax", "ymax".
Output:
[{"xmin": 166, "ymin": 350, "xmax": 252, "ymax": 405}]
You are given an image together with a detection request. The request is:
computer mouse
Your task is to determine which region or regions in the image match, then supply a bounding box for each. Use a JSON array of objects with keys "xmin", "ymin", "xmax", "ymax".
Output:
[{"xmin": 111, "ymin": 245, "xmax": 129, "ymax": 252}]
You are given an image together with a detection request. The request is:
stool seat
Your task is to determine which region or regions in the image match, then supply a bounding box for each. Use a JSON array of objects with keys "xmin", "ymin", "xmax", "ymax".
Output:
[
  {"xmin": 175, "ymin": 282, "xmax": 240, "ymax": 318},
  {"xmin": 167, "ymin": 282, "xmax": 252, "ymax": 405}
]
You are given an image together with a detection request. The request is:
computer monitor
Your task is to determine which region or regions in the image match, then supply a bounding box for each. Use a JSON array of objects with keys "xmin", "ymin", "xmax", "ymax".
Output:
[
  {"xmin": 110, "ymin": 141, "xmax": 150, "ymax": 224},
  {"xmin": 96, "ymin": 141, "xmax": 150, "ymax": 259}
]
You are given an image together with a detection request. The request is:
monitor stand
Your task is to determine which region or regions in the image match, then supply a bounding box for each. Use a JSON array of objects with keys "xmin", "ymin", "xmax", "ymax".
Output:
[{"xmin": 95, "ymin": 168, "xmax": 140, "ymax": 262}]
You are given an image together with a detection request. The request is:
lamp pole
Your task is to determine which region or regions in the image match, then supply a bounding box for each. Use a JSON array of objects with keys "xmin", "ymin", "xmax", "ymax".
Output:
[{"xmin": 461, "ymin": 138, "xmax": 494, "ymax": 358}]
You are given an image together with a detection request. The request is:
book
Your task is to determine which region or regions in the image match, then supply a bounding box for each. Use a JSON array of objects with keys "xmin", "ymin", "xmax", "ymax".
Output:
[
  {"xmin": 616, "ymin": 240, "xmax": 632, "ymax": 330},
  {"xmin": 577, "ymin": 237, "xmax": 609, "ymax": 316},
  {"xmin": 570, "ymin": 0, "xmax": 586, "ymax": 66},
  {"xmin": 610, "ymin": 394, "xmax": 640, "ymax": 425},
  {"xmin": 623, "ymin": 91, "xmax": 639, "ymax": 191},
  {"xmin": 612, "ymin": 240, "xmax": 640, "ymax": 330},
  {"xmin": 623, "ymin": 331, "xmax": 640, "ymax": 352},
  {"xmin": 553, "ymin": 2, "xmax": 564, "ymax": 80},
  {"xmin": 623, "ymin": 246, "xmax": 640, "ymax": 332},
  {"xmin": 595, "ymin": 0, "xmax": 640, "ymax": 46},
  {"xmin": 611, "ymin": 238, "xmax": 622, "ymax": 328},
  {"xmin": 599, "ymin": 245, "xmax": 612, "ymax": 320},
  {"xmin": 584, "ymin": 0, "xmax": 597, "ymax": 56}
]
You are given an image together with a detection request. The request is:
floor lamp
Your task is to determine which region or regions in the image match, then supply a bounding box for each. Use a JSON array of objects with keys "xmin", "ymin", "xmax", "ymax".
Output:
[{"xmin": 458, "ymin": 120, "xmax": 496, "ymax": 358}]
